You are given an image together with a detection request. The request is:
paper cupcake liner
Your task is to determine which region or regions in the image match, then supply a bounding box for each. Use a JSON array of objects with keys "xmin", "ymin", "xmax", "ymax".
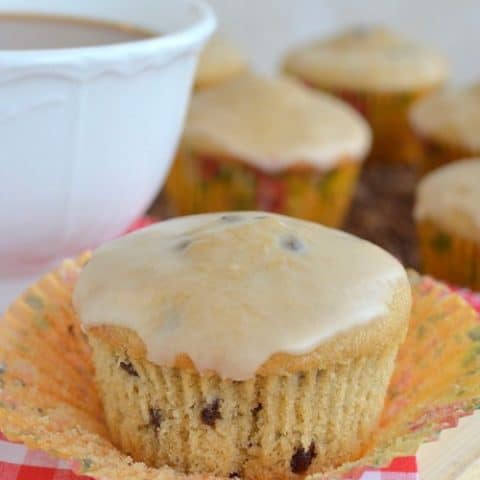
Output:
[
  {"xmin": 1, "ymin": 260, "xmax": 479, "ymax": 480},
  {"xmin": 165, "ymin": 149, "xmax": 360, "ymax": 227},
  {"xmin": 322, "ymin": 86, "xmax": 437, "ymax": 166},
  {"xmin": 415, "ymin": 134, "xmax": 479, "ymax": 175},
  {"xmin": 418, "ymin": 220, "xmax": 480, "ymax": 290}
]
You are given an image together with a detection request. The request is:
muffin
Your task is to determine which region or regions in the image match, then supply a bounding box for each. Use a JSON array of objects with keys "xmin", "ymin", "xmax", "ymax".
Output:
[
  {"xmin": 195, "ymin": 35, "xmax": 248, "ymax": 90},
  {"xmin": 165, "ymin": 73, "xmax": 371, "ymax": 227},
  {"xmin": 283, "ymin": 26, "xmax": 448, "ymax": 165},
  {"xmin": 415, "ymin": 158, "xmax": 480, "ymax": 289},
  {"xmin": 410, "ymin": 83, "xmax": 480, "ymax": 174},
  {"xmin": 73, "ymin": 212, "xmax": 411, "ymax": 480}
]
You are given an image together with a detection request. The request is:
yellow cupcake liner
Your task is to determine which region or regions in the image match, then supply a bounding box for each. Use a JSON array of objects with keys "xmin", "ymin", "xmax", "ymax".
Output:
[
  {"xmin": 0, "ymin": 258, "xmax": 480, "ymax": 480},
  {"xmin": 416, "ymin": 135, "xmax": 479, "ymax": 176},
  {"xmin": 418, "ymin": 220, "xmax": 480, "ymax": 290},
  {"xmin": 165, "ymin": 149, "xmax": 360, "ymax": 228},
  {"xmin": 322, "ymin": 86, "xmax": 438, "ymax": 166}
]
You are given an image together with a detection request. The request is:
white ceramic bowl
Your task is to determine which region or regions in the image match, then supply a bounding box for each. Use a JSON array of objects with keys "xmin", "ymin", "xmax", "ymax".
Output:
[{"xmin": 0, "ymin": 0, "xmax": 216, "ymax": 311}]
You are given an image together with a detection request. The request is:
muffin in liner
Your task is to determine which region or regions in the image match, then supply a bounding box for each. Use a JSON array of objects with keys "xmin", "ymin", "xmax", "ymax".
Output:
[
  {"xmin": 0, "ymin": 257, "xmax": 479, "ymax": 479},
  {"xmin": 410, "ymin": 84, "xmax": 480, "ymax": 175},
  {"xmin": 165, "ymin": 74, "xmax": 371, "ymax": 227},
  {"xmin": 417, "ymin": 220, "xmax": 480, "ymax": 290},
  {"xmin": 283, "ymin": 26, "xmax": 448, "ymax": 166},
  {"xmin": 415, "ymin": 159, "xmax": 480, "ymax": 289},
  {"xmin": 323, "ymin": 87, "xmax": 436, "ymax": 165}
]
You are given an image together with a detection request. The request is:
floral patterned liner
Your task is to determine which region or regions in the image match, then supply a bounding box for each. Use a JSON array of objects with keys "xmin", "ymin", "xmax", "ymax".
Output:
[{"xmin": 0, "ymin": 258, "xmax": 479, "ymax": 480}]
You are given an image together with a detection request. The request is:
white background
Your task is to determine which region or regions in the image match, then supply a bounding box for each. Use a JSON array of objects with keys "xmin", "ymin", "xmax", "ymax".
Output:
[{"xmin": 207, "ymin": 0, "xmax": 480, "ymax": 85}]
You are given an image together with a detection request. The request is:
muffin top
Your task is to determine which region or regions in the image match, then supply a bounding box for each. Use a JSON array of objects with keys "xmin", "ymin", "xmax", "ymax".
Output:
[
  {"xmin": 195, "ymin": 35, "xmax": 247, "ymax": 89},
  {"xmin": 74, "ymin": 213, "xmax": 411, "ymax": 381},
  {"xmin": 184, "ymin": 73, "xmax": 371, "ymax": 172},
  {"xmin": 415, "ymin": 158, "xmax": 480, "ymax": 242},
  {"xmin": 283, "ymin": 26, "xmax": 448, "ymax": 92},
  {"xmin": 410, "ymin": 84, "xmax": 480, "ymax": 151}
]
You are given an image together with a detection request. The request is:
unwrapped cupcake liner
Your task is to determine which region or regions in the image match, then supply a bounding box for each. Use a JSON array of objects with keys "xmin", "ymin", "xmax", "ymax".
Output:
[{"xmin": 0, "ymin": 259, "xmax": 479, "ymax": 480}]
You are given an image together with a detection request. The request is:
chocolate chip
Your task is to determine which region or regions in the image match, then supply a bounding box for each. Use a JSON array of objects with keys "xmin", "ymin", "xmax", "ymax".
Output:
[
  {"xmin": 201, "ymin": 398, "xmax": 221, "ymax": 427},
  {"xmin": 252, "ymin": 403, "xmax": 263, "ymax": 417},
  {"xmin": 281, "ymin": 235, "xmax": 304, "ymax": 252},
  {"xmin": 149, "ymin": 407, "xmax": 162, "ymax": 430},
  {"xmin": 290, "ymin": 442, "xmax": 316, "ymax": 474},
  {"xmin": 229, "ymin": 472, "xmax": 241, "ymax": 478},
  {"xmin": 119, "ymin": 361, "xmax": 139, "ymax": 377},
  {"xmin": 175, "ymin": 239, "xmax": 191, "ymax": 251},
  {"xmin": 67, "ymin": 324, "xmax": 75, "ymax": 336},
  {"xmin": 220, "ymin": 215, "xmax": 242, "ymax": 223}
]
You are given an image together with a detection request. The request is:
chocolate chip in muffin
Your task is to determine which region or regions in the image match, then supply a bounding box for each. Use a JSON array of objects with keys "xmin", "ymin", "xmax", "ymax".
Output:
[
  {"xmin": 175, "ymin": 239, "xmax": 191, "ymax": 251},
  {"xmin": 281, "ymin": 235, "xmax": 304, "ymax": 252},
  {"xmin": 252, "ymin": 403, "xmax": 263, "ymax": 417},
  {"xmin": 290, "ymin": 442, "xmax": 317, "ymax": 474},
  {"xmin": 229, "ymin": 472, "xmax": 241, "ymax": 478},
  {"xmin": 119, "ymin": 361, "xmax": 139, "ymax": 377},
  {"xmin": 67, "ymin": 324, "xmax": 75, "ymax": 336},
  {"xmin": 149, "ymin": 407, "xmax": 162, "ymax": 431},
  {"xmin": 201, "ymin": 398, "xmax": 221, "ymax": 427}
]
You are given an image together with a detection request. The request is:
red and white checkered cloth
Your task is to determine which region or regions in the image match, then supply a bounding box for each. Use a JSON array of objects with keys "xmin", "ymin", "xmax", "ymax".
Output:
[
  {"xmin": 0, "ymin": 430, "xmax": 418, "ymax": 480},
  {"xmin": 1, "ymin": 217, "xmax": 479, "ymax": 480}
]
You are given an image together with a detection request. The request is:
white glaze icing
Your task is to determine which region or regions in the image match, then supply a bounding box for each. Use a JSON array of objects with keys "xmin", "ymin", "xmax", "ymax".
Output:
[
  {"xmin": 74, "ymin": 212, "xmax": 411, "ymax": 380},
  {"xmin": 415, "ymin": 159, "xmax": 480, "ymax": 242},
  {"xmin": 410, "ymin": 84, "xmax": 480, "ymax": 151},
  {"xmin": 196, "ymin": 35, "xmax": 247, "ymax": 87},
  {"xmin": 185, "ymin": 73, "xmax": 371, "ymax": 172},
  {"xmin": 284, "ymin": 26, "xmax": 448, "ymax": 92}
]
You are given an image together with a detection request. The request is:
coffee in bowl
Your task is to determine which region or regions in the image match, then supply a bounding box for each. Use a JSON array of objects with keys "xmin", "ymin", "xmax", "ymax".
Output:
[{"xmin": 0, "ymin": 13, "xmax": 154, "ymax": 50}]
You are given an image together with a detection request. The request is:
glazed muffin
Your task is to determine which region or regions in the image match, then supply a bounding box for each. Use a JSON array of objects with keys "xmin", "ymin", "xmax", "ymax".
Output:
[
  {"xmin": 415, "ymin": 158, "xmax": 480, "ymax": 289},
  {"xmin": 283, "ymin": 26, "xmax": 448, "ymax": 165},
  {"xmin": 410, "ymin": 83, "xmax": 480, "ymax": 174},
  {"xmin": 74, "ymin": 212, "xmax": 411, "ymax": 480},
  {"xmin": 195, "ymin": 35, "xmax": 248, "ymax": 90},
  {"xmin": 165, "ymin": 73, "xmax": 371, "ymax": 227}
]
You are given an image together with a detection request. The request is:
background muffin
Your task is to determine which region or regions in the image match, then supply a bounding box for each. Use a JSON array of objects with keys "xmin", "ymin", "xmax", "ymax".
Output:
[
  {"xmin": 283, "ymin": 26, "xmax": 448, "ymax": 165},
  {"xmin": 165, "ymin": 73, "xmax": 371, "ymax": 227},
  {"xmin": 74, "ymin": 212, "xmax": 411, "ymax": 480},
  {"xmin": 410, "ymin": 83, "xmax": 480, "ymax": 174},
  {"xmin": 415, "ymin": 158, "xmax": 480, "ymax": 289},
  {"xmin": 195, "ymin": 35, "xmax": 248, "ymax": 90}
]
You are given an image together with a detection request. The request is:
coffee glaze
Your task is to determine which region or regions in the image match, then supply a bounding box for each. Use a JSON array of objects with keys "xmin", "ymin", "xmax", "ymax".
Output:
[{"xmin": 74, "ymin": 212, "xmax": 411, "ymax": 380}]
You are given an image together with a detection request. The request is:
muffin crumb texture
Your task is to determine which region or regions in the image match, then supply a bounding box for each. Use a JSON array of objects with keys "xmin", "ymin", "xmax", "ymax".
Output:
[{"xmin": 90, "ymin": 335, "xmax": 398, "ymax": 479}]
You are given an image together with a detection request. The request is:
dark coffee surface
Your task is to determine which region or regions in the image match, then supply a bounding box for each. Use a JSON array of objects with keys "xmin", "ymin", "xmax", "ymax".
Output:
[{"xmin": 0, "ymin": 14, "xmax": 152, "ymax": 50}]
